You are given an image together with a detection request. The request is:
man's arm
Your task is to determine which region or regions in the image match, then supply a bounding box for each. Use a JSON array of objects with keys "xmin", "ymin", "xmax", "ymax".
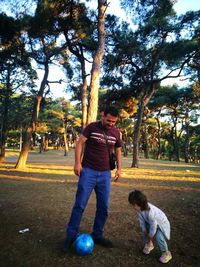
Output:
[
  {"xmin": 74, "ymin": 135, "xmax": 87, "ymax": 176},
  {"xmin": 114, "ymin": 146, "xmax": 122, "ymax": 181}
]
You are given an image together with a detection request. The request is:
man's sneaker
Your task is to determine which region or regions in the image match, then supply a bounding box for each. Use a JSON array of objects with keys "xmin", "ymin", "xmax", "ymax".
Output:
[
  {"xmin": 142, "ymin": 242, "xmax": 154, "ymax": 255},
  {"xmin": 159, "ymin": 251, "xmax": 172, "ymax": 264},
  {"xmin": 93, "ymin": 237, "xmax": 113, "ymax": 248}
]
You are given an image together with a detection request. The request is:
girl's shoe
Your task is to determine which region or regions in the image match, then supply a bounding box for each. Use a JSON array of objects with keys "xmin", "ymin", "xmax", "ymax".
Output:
[
  {"xmin": 159, "ymin": 251, "xmax": 172, "ymax": 264},
  {"xmin": 142, "ymin": 242, "xmax": 154, "ymax": 255}
]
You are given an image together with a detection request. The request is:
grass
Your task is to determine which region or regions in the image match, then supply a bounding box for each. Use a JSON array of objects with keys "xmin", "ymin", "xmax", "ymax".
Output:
[{"xmin": 0, "ymin": 148, "xmax": 200, "ymax": 267}]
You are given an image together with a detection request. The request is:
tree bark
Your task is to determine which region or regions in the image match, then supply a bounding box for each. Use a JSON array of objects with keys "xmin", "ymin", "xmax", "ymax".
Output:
[
  {"xmin": 19, "ymin": 125, "xmax": 23, "ymax": 152},
  {"xmin": 87, "ymin": 0, "xmax": 106, "ymax": 124},
  {"xmin": 80, "ymin": 54, "xmax": 88, "ymax": 129},
  {"xmin": 143, "ymin": 133, "xmax": 149, "ymax": 159},
  {"xmin": 0, "ymin": 104, "xmax": 8, "ymax": 162},
  {"xmin": 156, "ymin": 109, "xmax": 162, "ymax": 160},
  {"xmin": 82, "ymin": 78, "xmax": 88, "ymax": 128},
  {"xmin": 184, "ymin": 109, "xmax": 190, "ymax": 163},
  {"xmin": 15, "ymin": 127, "xmax": 32, "ymax": 168},
  {"xmin": 63, "ymin": 37, "xmax": 89, "ymax": 129},
  {"xmin": 132, "ymin": 101, "xmax": 145, "ymax": 168},
  {"xmin": 63, "ymin": 125, "xmax": 69, "ymax": 156},
  {"xmin": 172, "ymin": 116, "xmax": 180, "ymax": 162},
  {"xmin": 131, "ymin": 83, "xmax": 158, "ymax": 167}
]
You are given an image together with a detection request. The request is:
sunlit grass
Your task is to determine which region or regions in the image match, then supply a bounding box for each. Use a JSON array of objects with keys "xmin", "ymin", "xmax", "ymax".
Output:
[
  {"xmin": 0, "ymin": 173, "xmax": 67, "ymax": 183},
  {"xmin": 113, "ymin": 181, "xmax": 200, "ymax": 192},
  {"xmin": 25, "ymin": 164, "xmax": 74, "ymax": 175},
  {"xmin": 0, "ymin": 162, "xmax": 199, "ymax": 190},
  {"xmin": 0, "ymin": 163, "xmax": 75, "ymax": 183},
  {"xmin": 5, "ymin": 149, "xmax": 20, "ymax": 157},
  {"xmin": 122, "ymin": 168, "xmax": 200, "ymax": 182},
  {"xmin": 1, "ymin": 149, "xmax": 200, "ymax": 194}
]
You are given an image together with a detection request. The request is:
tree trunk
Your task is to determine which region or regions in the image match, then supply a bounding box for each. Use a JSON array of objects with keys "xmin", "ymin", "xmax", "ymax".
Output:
[
  {"xmin": 184, "ymin": 110, "xmax": 190, "ymax": 163},
  {"xmin": 156, "ymin": 109, "xmax": 161, "ymax": 160},
  {"xmin": 0, "ymin": 103, "xmax": 9, "ymax": 163},
  {"xmin": 143, "ymin": 139, "xmax": 149, "ymax": 159},
  {"xmin": 123, "ymin": 143, "xmax": 128, "ymax": 157},
  {"xmin": 64, "ymin": 38, "xmax": 88, "ymax": 129},
  {"xmin": 82, "ymin": 78, "xmax": 87, "ymax": 129},
  {"xmin": 131, "ymin": 83, "xmax": 158, "ymax": 168},
  {"xmin": 173, "ymin": 120, "xmax": 180, "ymax": 162},
  {"xmin": 15, "ymin": 127, "xmax": 32, "ymax": 168},
  {"xmin": 170, "ymin": 121, "xmax": 180, "ymax": 162},
  {"xmin": 122, "ymin": 130, "xmax": 128, "ymax": 156},
  {"xmin": 19, "ymin": 125, "xmax": 23, "ymax": 152},
  {"xmin": 0, "ymin": 129, "xmax": 7, "ymax": 163},
  {"xmin": 87, "ymin": 0, "xmax": 106, "ymax": 124},
  {"xmin": 143, "ymin": 123, "xmax": 149, "ymax": 159},
  {"xmin": 63, "ymin": 125, "xmax": 69, "ymax": 156},
  {"xmin": 15, "ymin": 62, "xmax": 49, "ymax": 169},
  {"xmin": 80, "ymin": 56, "xmax": 88, "ymax": 129},
  {"xmin": 132, "ymin": 102, "xmax": 145, "ymax": 168},
  {"xmin": 44, "ymin": 132, "xmax": 49, "ymax": 152}
]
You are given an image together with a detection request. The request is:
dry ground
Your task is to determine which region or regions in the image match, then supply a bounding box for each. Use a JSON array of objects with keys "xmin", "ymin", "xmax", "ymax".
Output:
[{"xmin": 0, "ymin": 148, "xmax": 200, "ymax": 267}]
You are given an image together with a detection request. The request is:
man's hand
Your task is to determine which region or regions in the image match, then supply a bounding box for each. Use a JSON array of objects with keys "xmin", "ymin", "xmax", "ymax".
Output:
[
  {"xmin": 113, "ymin": 169, "xmax": 121, "ymax": 182},
  {"xmin": 74, "ymin": 163, "xmax": 82, "ymax": 176}
]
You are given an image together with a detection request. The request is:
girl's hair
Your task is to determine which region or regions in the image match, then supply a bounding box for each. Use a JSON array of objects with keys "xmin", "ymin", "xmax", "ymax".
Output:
[{"xmin": 128, "ymin": 190, "xmax": 149, "ymax": 211}]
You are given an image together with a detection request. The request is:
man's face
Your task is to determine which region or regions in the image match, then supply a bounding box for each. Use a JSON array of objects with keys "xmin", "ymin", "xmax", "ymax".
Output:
[{"xmin": 102, "ymin": 113, "xmax": 118, "ymax": 130}]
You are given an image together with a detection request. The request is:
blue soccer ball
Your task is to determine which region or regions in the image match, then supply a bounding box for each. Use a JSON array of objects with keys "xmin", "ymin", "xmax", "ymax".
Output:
[{"xmin": 75, "ymin": 233, "xmax": 94, "ymax": 256}]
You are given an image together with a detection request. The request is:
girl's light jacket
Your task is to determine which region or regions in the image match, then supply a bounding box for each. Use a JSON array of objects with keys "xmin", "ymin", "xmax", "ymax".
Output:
[{"xmin": 138, "ymin": 203, "xmax": 170, "ymax": 240}]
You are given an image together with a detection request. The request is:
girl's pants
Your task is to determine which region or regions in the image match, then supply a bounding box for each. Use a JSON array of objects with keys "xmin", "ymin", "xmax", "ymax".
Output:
[
  {"xmin": 66, "ymin": 167, "xmax": 111, "ymax": 240},
  {"xmin": 143, "ymin": 222, "xmax": 169, "ymax": 252}
]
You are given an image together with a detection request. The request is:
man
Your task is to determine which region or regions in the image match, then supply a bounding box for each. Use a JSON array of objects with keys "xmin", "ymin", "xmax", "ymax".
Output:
[{"xmin": 63, "ymin": 106, "xmax": 122, "ymax": 251}]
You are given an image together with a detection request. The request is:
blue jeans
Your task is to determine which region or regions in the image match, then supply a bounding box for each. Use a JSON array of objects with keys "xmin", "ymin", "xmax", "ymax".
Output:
[
  {"xmin": 143, "ymin": 222, "xmax": 169, "ymax": 252},
  {"xmin": 66, "ymin": 167, "xmax": 111, "ymax": 240}
]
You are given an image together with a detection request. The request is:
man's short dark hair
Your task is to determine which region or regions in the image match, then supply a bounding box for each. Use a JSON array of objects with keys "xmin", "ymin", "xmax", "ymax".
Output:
[{"xmin": 104, "ymin": 106, "xmax": 119, "ymax": 117}]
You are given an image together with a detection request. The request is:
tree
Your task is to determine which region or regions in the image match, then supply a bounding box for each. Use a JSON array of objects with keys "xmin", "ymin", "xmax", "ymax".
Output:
[
  {"xmin": 53, "ymin": 0, "xmax": 108, "ymax": 127},
  {"xmin": 87, "ymin": 0, "xmax": 107, "ymax": 124},
  {"xmin": 15, "ymin": 1, "xmax": 69, "ymax": 168},
  {"xmin": 35, "ymin": 96, "xmax": 81, "ymax": 153},
  {"xmin": 149, "ymin": 84, "xmax": 200, "ymax": 162},
  {"xmin": 0, "ymin": 13, "xmax": 36, "ymax": 162},
  {"xmin": 102, "ymin": 0, "xmax": 200, "ymax": 167},
  {"xmin": 59, "ymin": 1, "xmax": 94, "ymax": 129},
  {"xmin": 178, "ymin": 87, "xmax": 200, "ymax": 162},
  {"xmin": 189, "ymin": 125, "xmax": 200, "ymax": 163}
]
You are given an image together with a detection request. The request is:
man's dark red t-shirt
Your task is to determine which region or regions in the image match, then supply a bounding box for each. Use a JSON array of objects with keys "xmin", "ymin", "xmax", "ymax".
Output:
[{"xmin": 82, "ymin": 121, "xmax": 122, "ymax": 171}]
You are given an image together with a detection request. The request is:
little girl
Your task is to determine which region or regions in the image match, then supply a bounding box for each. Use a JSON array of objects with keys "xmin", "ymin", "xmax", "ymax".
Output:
[{"xmin": 128, "ymin": 190, "xmax": 172, "ymax": 264}]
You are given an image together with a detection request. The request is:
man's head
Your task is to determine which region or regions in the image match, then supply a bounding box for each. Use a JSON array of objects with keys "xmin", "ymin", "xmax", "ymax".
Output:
[{"xmin": 102, "ymin": 106, "xmax": 119, "ymax": 130}]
